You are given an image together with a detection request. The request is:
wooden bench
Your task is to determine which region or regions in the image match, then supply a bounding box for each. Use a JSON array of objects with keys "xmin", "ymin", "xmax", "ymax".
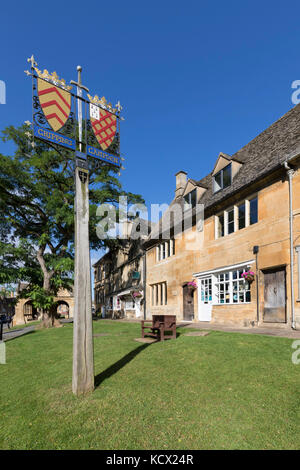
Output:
[{"xmin": 141, "ymin": 315, "xmax": 176, "ymax": 341}]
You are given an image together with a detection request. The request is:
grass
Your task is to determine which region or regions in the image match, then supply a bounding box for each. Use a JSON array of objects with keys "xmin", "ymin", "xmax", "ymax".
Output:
[{"xmin": 0, "ymin": 320, "xmax": 299, "ymax": 450}]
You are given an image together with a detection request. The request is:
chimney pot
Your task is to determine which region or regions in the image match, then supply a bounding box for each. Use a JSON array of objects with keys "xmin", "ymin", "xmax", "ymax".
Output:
[{"xmin": 175, "ymin": 171, "xmax": 187, "ymax": 197}]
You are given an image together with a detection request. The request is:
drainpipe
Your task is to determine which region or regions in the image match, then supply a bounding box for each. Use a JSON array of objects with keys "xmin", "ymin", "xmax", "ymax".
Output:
[
  {"xmin": 253, "ymin": 245, "xmax": 259, "ymax": 323},
  {"xmin": 283, "ymin": 161, "xmax": 296, "ymax": 329}
]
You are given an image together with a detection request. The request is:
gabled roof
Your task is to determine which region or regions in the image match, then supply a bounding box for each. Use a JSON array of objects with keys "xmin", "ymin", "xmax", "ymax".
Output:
[
  {"xmin": 144, "ymin": 102, "xmax": 300, "ymax": 246},
  {"xmin": 211, "ymin": 152, "xmax": 232, "ymax": 175},
  {"xmin": 197, "ymin": 103, "xmax": 300, "ymax": 209}
]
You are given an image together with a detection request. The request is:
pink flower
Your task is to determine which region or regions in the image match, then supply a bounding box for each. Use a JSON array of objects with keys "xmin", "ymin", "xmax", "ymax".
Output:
[
  {"xmin": 242, "ymin": 271, "xmax": 254, "ymax": 277},
  {"xmin": 187, "ymin": 281, "xmax": 197, "ymax": 288},
  {"xmin": 133, "ymin": 291, "xmax": 143, "ymax": 297}
]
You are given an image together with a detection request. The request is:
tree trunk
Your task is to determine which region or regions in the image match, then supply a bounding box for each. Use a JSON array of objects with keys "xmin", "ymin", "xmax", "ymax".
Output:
[
  {"xmin": 41, "ymin": 309, "xmax": 62, "ymax": 328},
  {"xmin": 36, "ymin": 249, "xmax": 61, "ymax": 329}
]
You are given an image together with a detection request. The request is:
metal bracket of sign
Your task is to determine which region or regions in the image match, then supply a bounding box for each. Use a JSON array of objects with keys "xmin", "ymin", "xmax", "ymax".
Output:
[
  {"xmin": 75, "ymin": 157, "xmax": 89, "ymax": 170},
  {"xmin": 75, "ymin": 150, "xmax": 87, "ymax": 160}
]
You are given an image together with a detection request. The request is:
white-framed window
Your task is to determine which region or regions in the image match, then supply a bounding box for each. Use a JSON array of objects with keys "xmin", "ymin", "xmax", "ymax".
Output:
[
  {"xmin": 156, "ymin": 240, "xmax": 175, "ymax": 262},
  {"xmin": 213, "ymin": 164, "xmax": 232, "ymax": 193},
  {"xmin": 184, "ymin": 189, "xmax": 197, "ymax": 211},
  {"xmin": 215, "ymin": 268, "xmax": 251, "ymax": 304},
  {"xmin": 217, "ymin": 213, "xmax": 224, "ymax": 238},
  {"xmin": 150, "ymin": 282, "xmax": 167, "ymax": 306},
  {"xmin": 227, "ymin": 207, "xmax": 234, "ymax": 235},
  {"xmin": 215, "ymin": 195, "xmax": 258, "ymax": 239}
]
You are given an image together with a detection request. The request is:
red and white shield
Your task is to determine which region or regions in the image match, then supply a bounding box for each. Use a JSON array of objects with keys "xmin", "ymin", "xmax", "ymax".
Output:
[
  {"xmin": 37, "ymin": 78, "xmax": 71, "ymax": 132},
  {"xmin": 90, "ymin": 104, "xmax": 117, "ymax": 151}
]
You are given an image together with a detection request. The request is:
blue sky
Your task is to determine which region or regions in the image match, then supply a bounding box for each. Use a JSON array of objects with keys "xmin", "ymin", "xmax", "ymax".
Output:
[{"xmin": 1, "ymin": 0, "xmax": 300, "ymax": 274}]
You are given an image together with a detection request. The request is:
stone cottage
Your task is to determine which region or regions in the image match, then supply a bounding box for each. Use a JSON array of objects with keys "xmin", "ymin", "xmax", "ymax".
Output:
[{"xmin": 144, "ymin": 103, "xmax": 300, "ymax": 329}]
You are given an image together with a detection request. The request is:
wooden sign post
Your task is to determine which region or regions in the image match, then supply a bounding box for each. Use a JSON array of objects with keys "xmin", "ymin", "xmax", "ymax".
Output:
[{"xmin": 71, "ymin": 67, "xmax": 94, "ymax": 395}]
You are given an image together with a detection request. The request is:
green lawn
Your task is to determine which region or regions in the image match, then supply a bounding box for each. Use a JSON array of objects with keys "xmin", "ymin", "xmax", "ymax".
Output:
[{"xmin": 0, "ymin": 320, "xmax": 299, "ymax": 450}]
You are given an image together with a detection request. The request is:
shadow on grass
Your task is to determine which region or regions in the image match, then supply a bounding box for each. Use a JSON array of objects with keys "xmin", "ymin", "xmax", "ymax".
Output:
[{"xmin": 94, "ymin": 343, "xmax": 151, "ymax": 388}]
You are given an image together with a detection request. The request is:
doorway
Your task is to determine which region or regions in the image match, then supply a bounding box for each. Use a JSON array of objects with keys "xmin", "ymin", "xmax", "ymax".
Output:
[
  {"xmin": 263, "ymin": 267, "xmax": 286, "ymax": 323},
  {"xmin": 198, "ymin": 276, "xmax": 212, "ymax": 321},
  {"xmin": 182, "ymin": 284, "xmax": 195, "ymax": 321}
]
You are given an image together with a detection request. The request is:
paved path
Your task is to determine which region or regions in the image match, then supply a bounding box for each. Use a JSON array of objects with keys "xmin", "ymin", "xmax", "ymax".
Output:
[
  {"xmin": 2, "ymin": 325, "xmax": 36, "ymax": 341},
  {"xmin": 179, "ymin": 321, "xmax": 300, "ymax": 339},
  {"xmin": 2, "ymin": 318, "xmax": 73, "ymax": 342},
  {"xmin": 113, "ymin": 318, "xmax": 300, "ymax": 339},
  {"xmin": 3, "ymin": 317, "xmax": 299, "ymax": 340}
]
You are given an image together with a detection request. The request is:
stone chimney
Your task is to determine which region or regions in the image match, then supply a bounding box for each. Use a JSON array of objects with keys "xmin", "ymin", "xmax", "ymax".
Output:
[
  {"xmin": 175, "ymin": 171, "xmax": 187, "ymax": 198},
  {"xmin": 121, "ymin": 219, "xmax": 133, "ymax": 239}
]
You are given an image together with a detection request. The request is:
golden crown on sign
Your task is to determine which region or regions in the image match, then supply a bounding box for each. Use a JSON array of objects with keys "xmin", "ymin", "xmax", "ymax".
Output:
[
  {"xmin": 34, "ymin": 67, "xmax": 73, "ymax": 91},
  {"xmin": 87, "ymin": 94, "xmax": 117, "ymax": 114}
]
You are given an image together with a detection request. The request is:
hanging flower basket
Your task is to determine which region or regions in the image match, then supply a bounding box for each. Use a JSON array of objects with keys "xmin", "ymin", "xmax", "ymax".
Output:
[
  {"xmin": 131, "ymin": 290, "xmax": 143, "ymax": 299},
  {"xmin": 241, "ymin": 271, "xmax": 255, "ymax": 283},
  {"xmin": 187, "ymin": 281, "xmax": 197, "ymax": 290}
]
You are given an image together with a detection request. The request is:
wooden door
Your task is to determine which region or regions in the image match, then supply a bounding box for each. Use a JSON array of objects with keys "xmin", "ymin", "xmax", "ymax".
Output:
[
  {"xmin": 263, "ymin": 267, "xmax": 286, "ymax": 323},
  {"xmin": 183, "ymin": 284, "xmax": 194, "ymax": 321}
]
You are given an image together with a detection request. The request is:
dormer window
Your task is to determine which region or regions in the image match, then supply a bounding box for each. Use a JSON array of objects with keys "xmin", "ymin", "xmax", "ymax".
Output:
[
  {"xmin": 184, "ymin": 189, "xmax": 196, "ymax": 211},
  {"xmin": 213, "ymin": 163, "xmax": 232, "ymax": 193}
]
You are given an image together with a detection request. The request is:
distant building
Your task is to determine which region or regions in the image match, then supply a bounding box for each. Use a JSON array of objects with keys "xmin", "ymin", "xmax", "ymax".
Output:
[
  {"xmin": 93, "ymin": 220, "xmax": 151, "ymax": 319},
  {"xmin": 13, "ymin": 283, "xmax": 74, "ymax": 325}
]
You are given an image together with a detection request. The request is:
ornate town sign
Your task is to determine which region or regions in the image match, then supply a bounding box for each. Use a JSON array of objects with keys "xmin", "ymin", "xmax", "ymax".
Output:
[
  {"xmin": 25, "ymin": 56, "xmax": 122, "ymax": 167},
  {"xmin": 25, "ymin": 56, "xmax": 124, "ymax": 396}
]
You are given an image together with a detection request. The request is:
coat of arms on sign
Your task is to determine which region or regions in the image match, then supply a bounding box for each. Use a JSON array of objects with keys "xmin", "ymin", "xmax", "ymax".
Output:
[
  {"xmin": 79, "ymin": 171, "xmax": 88, "ymax": 184},
  {"xmin": 88, "ymin": 95, "xmax": 117, "ymax": 151},
  {"xmin": 36, "ymin": 70, "xmax": 72, "ymax": 132}
]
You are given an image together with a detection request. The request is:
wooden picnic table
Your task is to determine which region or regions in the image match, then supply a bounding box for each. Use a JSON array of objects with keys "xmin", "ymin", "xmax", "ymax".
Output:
[{"xmin": 141, "ymin": 315, "xmax": 176, "ymax": 341}]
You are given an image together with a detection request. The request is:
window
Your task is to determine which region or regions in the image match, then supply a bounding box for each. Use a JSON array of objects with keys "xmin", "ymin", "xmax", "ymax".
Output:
[
  {"xmin": 218, "ymin": 214, "xmax": 224, "ymax": 238},
  {"xmin": 213, "ymin": 164, "xmax": 232, "ymax": 193},
  {"xmin": 157, "ymin": 240, "xmax": 175, "ymax": 261},
  {"xmin": 227, "ymin": 208, "xmax": 234, "ymax": 234},
  {"xmin": 200, "ymin": 277, "xmax": 212, "ymax": 303},
  {"xmin": 125, "ymin": 298, "xmax": 135, "ymax": 309},
  {"xmin": 215, "ymin": 268, "xmax": 251, "ymax": 304},
  {"xmin": 184, "ymin": 189, "xmax": 197, "ymax": 211},
  {"xmin": 296, "ymin": 246, "xmax": 300, "ymax": 301},
  {"xmin": 238, "ymin": 203, "xmax": 245, "ymax": 230},
  {"xmin": 151, "ymin": 282, "xmax": 167, "ymax": 306},
  {"xmin": 215, "ymin": 195, "xmax": 258, "ymax": 239},
  {"xmin": 215, "ymin": 272, "xmax": 230, "ymax": 304},
  {"xmin": 162, "ymin": 243, "xmax": 166, "ymax": 260},
  {"xmin": 249, "ymin": 196, "xmax": 258, "ymax": 225}
]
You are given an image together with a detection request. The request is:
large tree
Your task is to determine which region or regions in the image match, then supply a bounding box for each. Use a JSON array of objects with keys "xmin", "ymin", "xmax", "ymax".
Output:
[{"xmin": 0, "ymin": 124, "xmax": 143, "ymax": 327}]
